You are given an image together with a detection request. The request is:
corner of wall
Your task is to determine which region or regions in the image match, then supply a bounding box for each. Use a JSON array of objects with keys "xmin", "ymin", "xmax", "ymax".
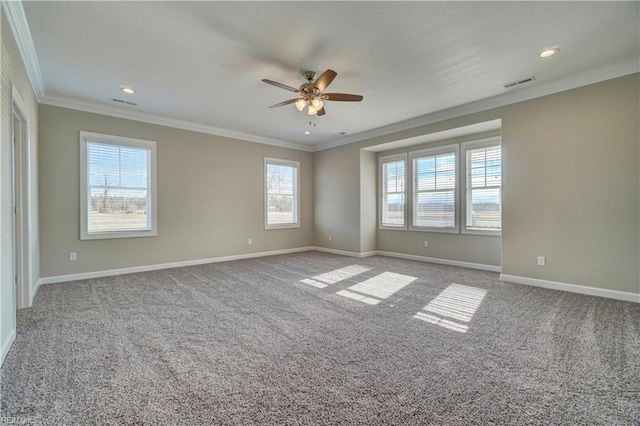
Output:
[
  {"xmin": 1, "ymin": 328, "xmax": 16, "ymax": 367},
  {"xmin": 359, "ymin": 149, "xmax": 377, "ymax": 253}
]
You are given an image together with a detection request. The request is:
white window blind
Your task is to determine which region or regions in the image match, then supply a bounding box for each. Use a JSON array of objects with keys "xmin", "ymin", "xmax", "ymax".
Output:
[
  {"xmin": 265, "ymin": 159, "xmax": 299, "ymax": 228},
  {"xmin": 80, "ymin": 132, "xmax": 157, "ymax": 240},
  {"xmin": 380, "ymin": 156, "xmax": 406, "ymax": 227},
  {"xmin": 465, "ymin": 144, "xmax": 501, "ymax": 231},
  {"xmin": 412, "ymin": 150, "xmax": 457, "ymax": 229}
]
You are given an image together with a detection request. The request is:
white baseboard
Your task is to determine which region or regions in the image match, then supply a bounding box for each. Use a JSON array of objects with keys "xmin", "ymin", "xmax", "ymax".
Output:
[
  {"xmin": 29, "ymin": 278, "xmax": 42, "ymax": 306},
  {"xmin": 31, "ymin": 248, "xmax": 638, "ymax": 304},
  {"xmin": 312, "ymin": 246, "xmax": 377, "ymax": 258},
  {"xmin": 1, "ymin": 329, "xmax": 16, "ymax": 367},
  {"xmin": 376, "ymin": 250, "xmax": 502, "ymax": 273},
  {"xmin": 38, "ymin": 247, "xmax": 494, "ymax": 287},
  {"xmin": 41, "ymin": 248, "xmax": 634, "ymax": 304},
  {"xmin": 38, "ymin": 247, "xmax": 315, "ymax": 285},
  {"xmin": 500, "ymin": 274, "xmax": 640, "ymax": 303},
  {"xmin": 312, "ymin": 247, "xmax": 500, "ymax": 272}
]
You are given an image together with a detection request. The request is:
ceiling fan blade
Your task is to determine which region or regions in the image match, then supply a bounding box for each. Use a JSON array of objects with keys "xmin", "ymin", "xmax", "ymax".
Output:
[
  {"xmin": 313, "ymin": 69, "xmax": 337, "ymax": 91},
  {"xmin": 324, "ymin": 93, "xmax": 363, "ymax": 102},
  {"xmin": 268, "ymin": 98, "xmax": 299, "ymax": 109},
  {"xmin": 317, "ymin": 107, "xmax": 326, "ymax": 116},
  {"xmin": 262, "ymin": 79, "xmax": 299, "ymax": 93}
]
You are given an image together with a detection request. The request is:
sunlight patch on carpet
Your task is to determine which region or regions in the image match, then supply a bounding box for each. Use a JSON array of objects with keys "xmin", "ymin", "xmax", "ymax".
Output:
[
  {"xmin": 335, "ymin": 289, "xmax": 380, "ymax": 305},
  {"xmin": 300, "ymin": 278, "xmax": 329, "ymax": 288},
  {"xmin": 414, "ymin": 284, "xmax": 487, "ymax": 333},
  {"xmin": 301, "ymin": 264, "xmax": 371, "ymax": 288},
  {"xmin": 337, "ymin": 272, "xmax": 417, "ymax": 305}
]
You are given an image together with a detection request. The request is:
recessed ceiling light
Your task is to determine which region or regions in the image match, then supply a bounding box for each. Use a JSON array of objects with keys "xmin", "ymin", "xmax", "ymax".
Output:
[
  {"xmin": 120, "ymin": 87, "xmax": 135, "ymax": 95},
  {"xmin": 539, "ymin": 47, "xmax": 559, "ymax": 58},
  {"xmin": 303, "ymin": 131, "xmax": 311, "ymax": 135}
]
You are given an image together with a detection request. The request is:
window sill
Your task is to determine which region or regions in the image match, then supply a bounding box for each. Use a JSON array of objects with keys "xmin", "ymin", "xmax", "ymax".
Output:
[
  {"xmin": 379, "ymin": 225, "xmax": 407, "ymax": 231},
  {"xmin": 409, "ymin": 226, "xmax": 459, "ymax": 234},
  {"xmin": 80, "ymin": 230, "xmax": 157, "ymax": 240},
  {"xmin": 461, "ymin": 229, "xmax": 501, "ymax": 237},
  {"xmin": 265, "ymin": 224, "xmax": 301, "ymax": 230}
]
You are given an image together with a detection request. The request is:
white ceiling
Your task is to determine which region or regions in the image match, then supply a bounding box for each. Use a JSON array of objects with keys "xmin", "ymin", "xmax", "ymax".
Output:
[{"xmin": 21, "ymin": 1, "xmax": 640, "ymax": 150}]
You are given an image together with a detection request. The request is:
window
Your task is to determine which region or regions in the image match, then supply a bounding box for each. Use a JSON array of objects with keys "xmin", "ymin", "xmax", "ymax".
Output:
[
  {"xmin": 380, "ymin": 154, "xmax": 406, "ymax": 228},
  {"xmin": 410, "ymin": 145, "xmax": 459, "ymax": 232},
  {"xmin": 79, "ymin": 131, "xmax": 157, "ymax": 240},
  {"xmin": 462, "ymin": 139, "xmax": 501, "ymax": 234},
  {"xmin": 378, "ymin": 136, "xmax": 501, "ymax": 236},
  {"xmin": 265, "ymin": 158, "xmax": 299, "ymax": 229}
]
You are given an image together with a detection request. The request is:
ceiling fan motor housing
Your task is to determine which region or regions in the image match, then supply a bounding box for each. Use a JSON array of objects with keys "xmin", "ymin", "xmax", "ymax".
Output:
[
  {"xmin": 303, "ymin": 70, "xmax": 316, "ymax": 82},
  {"xmin": 299, "ymin": 82, "xmax": 321, "ymax": 100}
]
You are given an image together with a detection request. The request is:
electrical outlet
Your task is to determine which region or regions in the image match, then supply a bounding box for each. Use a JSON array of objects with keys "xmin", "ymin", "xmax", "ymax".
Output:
[
  {"xmin": 424, "ymin": 240, "xmax": 429, "ymax": 248},
  {"xmin": 248, "ymin": 238, "xmax": 252, "ymax": 245},
  {"xmin": 69, "ymin": 252, "xmax": 77, "ymax": 262},
  {"xmin": 328, "ymin": 235, "xmax": 332, "ymax": 241},
  {"xmin": 537, "ymin": 256, "xmax": 546, "ymax": 266}
]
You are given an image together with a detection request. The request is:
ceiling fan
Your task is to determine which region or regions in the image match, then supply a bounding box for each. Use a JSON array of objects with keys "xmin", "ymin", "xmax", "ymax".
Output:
[{"xmin": 262, "ymin": 69, "xmax": 363, "ymax": 116}]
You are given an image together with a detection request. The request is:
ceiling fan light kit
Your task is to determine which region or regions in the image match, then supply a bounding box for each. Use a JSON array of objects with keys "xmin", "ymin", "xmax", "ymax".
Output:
[
  {"xmin": 262, "ymin": 69, "xmax": 363, "ymax": 117},
  {"xmin": 295, "ymin": 98, "xmax": 306, "ymax": 111}
]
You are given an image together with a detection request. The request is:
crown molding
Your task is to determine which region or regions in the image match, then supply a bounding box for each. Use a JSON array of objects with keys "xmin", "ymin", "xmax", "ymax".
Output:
[
  {"xmin": 316, "ymin": 58, "xmax": 640, "ymax": 152},
  {"xmin": 37, "ymin": 57, "xmax": 639, "ymax": 154},
  {"xmin": 5, "ymin": 0, "xmax": 636, "ymax": 154},
  {"xmin": 2, "ymin": 2, "xmax": 309, "ymax": 151},
  {"xmin": 40, "ymin": 94, "xmax": 314, "ymax": 152},
  {"xmin": 1, "ymin": 0, "xmax": 45, "ymax": 101}
]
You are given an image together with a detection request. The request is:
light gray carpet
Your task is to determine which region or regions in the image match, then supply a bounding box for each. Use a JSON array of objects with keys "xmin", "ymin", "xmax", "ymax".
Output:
[{"xmin": 1, "ymin": 252, "xmax": 639, "ymax": 425}]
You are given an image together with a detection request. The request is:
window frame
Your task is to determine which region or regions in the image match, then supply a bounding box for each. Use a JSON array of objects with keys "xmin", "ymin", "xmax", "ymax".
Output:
[
  {"xmin": 264, "ymin": 158, "xmax": 300, "ymax": 230},
  {"xmin": 79, "ymin": 131, "xmax": 157, "ymax": 240},
  {"xmin": 379, "ymin": 153, "xmax": 408, "ymax": 230},
  {"xmin": 461, "ymin": 137, "xmax": 502, "ymax": 236},
  {"xmin": 408, "ymin": 144, "xmax": 460, "ymax": 233}
]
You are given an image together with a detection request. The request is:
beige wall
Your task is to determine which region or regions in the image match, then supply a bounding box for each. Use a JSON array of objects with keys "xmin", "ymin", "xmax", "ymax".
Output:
[
  {"xmin": 313, "ymin": 143, "xmax": 361, "ymax": 252},
  {"xmin": 500, "ymin": 75, "xmax": 639, "ymax": 292},
  {"xmin": 314, "ymin": 74, "xmax": 639, "ymax": 294},
  {"xmin": 38, "ymin": 105, "xmax": 313, "ymax": 278},
  {"xmin": 1, "ymin": 9, "xmax": 40, "ymax": 362}
]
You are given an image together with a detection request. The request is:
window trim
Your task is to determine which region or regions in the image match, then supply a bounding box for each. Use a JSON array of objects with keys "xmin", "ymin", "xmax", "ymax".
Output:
[
  {"xmin": 79, "ymin": 131, "xmax": 157, "ymax": 240},
  {"xmin": 264, "ymin": 157, "xmax": 300, "ymax": 230},
  {"xmin": 408, "ymin": 144, "xmax": 460, "ymax": 233},
  {"xmin": 379, "ymin": 153, "xmax": 408, "ymax": 230},
  {"xmin": 461, "ymin": 137, "xmax": 502, "ymax": 236}
]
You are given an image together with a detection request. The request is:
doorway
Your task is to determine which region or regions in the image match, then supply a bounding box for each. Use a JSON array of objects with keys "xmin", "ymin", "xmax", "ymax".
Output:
[{"xmin": 11, "ymin": 87, "xmax": 30, "ymax": 309}]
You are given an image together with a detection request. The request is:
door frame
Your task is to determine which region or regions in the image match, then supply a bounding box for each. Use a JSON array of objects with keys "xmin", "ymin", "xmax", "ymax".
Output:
[{"xmin": 11, "ymin": 84, "xmax": 31, "ymax": 309}]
